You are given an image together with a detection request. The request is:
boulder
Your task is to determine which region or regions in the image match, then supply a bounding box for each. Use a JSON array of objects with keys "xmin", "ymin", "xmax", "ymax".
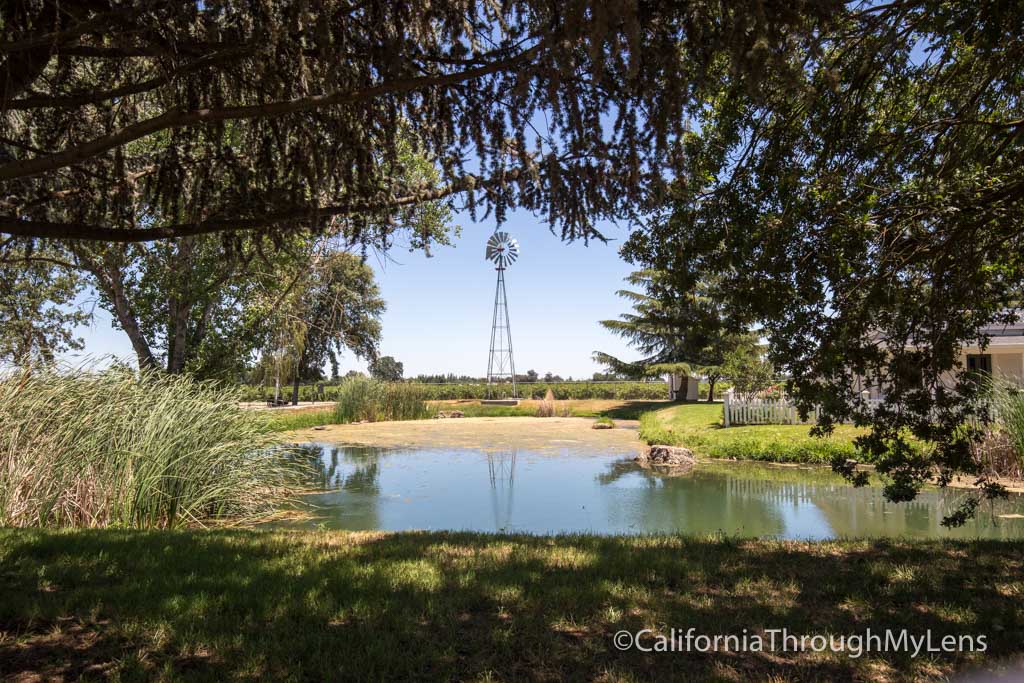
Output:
[
  {"xmin": 636, "ymin": 445, "xmax": 696, "ymax": 468},
  {"xmin": 448, "ymin": 410, "xmax": 465, "ymax": 418},
  {"xmin": 592, "ymin": 421, "xmax": 613, "ymax": 429}
]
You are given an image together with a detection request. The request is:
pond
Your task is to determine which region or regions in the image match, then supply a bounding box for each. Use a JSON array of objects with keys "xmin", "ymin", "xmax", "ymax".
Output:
[{"xmin": 289, "ymin": 443, "xmax": 1024, "ymax": 540}]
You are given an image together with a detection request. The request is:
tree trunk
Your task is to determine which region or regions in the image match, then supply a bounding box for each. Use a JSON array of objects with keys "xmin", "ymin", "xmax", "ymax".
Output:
[
  {"xmin": 93, "ymin": 258, "xmax": 158, "ymax": 370},
  {"xmin": 165, "ymin": 239, "xmax": 193, "ymax": 373},
  {"xmin": 166, "ymin": 295, "xmax": 189, "ymax": 373},
  {"xmin": 707, "ymin": 378, "xmax": 716, "ymax": 403},
  {"xmin": 291, "ymin": 348, "xmax": 308, "ymax": 405}
]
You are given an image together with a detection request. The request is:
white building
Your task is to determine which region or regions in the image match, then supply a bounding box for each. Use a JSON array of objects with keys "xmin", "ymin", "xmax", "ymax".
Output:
[
  {"xmin": 861, "ymin": 317, "xmax": 1024, "ymax": 399},
  {"xmin": 667, "ymin": 372, "xmax": 700, "ymax": 401}
]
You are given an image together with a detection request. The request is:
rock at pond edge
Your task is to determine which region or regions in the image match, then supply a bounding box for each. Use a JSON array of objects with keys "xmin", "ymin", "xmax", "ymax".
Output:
[{"xmin": 636, "ymin": 445, "xmax": 697, "ymax": 468}]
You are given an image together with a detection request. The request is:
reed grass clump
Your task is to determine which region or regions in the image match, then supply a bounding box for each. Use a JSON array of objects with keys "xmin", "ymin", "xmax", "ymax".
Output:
[
  {"xmin": 982, "ymin": 377, "xmax": 1024, "ymax": 476},
  {"xmin": 0, "ymin": 367, "xmax": 304, "ymax": 529},
  {"xmin": 537, "ymin": 388, "xmax": 556, "ymax": 417},
  {"xmin": 332, "ymin": 376, "xmax": 433, "ymax": 423}
]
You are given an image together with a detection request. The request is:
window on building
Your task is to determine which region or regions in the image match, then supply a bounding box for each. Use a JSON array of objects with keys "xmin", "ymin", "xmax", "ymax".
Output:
[{"xmin": 966, "ymin": 354, "xmax": 992, "ymax": 375}]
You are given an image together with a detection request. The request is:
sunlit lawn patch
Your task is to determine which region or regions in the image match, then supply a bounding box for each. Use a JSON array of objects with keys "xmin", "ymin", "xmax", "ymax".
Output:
[{"xmin": 640, "ymin": 403, "xmax": 867, "ymax": 464}]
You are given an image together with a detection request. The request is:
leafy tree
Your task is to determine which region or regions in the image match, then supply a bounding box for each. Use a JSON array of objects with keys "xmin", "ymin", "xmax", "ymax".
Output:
[
  {"xmin": 12, "ymin": 126, "xmax": 456, "ymax": 377},
  {"xmin": 0, "ymin": 245, "xmax": 86, "ymax": 365},
  {"xmin": 369, "ymin": 356, "xmax": 403, "ymax": 382},
  {"xmin": 595, "ymin": 269, "xmax": 744, "ymax": 401},
  {"xmin": 624, "ymin": 1, "xmax": 1024, "ymax": 522},
  {"xmin": 0, "ymin": 1, "xmax": 838, "ymax": 244},
  {"xmin": 273, "ymin": 252, "xmax": 385, "ymax": 404},
  {"xmin": 722, "ymin": 345, "xmax": 776, "ymax": 402},
  {"xmin": 524, "ymin": 369, "xmax": 539, "ymax": 383}
]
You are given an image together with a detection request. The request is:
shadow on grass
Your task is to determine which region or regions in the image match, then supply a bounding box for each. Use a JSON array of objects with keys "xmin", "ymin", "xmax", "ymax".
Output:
[
  {"xmin": 596, "ymin": 401, "xmax": 677, "ymax": 420},
  {"xmin": 1, "ymin": 529, "xmax": 1021, "ymax": 681}
]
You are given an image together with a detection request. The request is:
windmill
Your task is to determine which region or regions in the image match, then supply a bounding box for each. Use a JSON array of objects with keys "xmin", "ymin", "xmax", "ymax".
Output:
[{"xmin": 485, "ymin": 231, "xmax": 519, "ymax": 398}]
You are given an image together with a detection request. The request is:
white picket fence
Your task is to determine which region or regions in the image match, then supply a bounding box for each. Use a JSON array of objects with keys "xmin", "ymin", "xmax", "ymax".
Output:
[{"xmin": 723, "ymin": 391, "xmax": 884, "ymax": 427}]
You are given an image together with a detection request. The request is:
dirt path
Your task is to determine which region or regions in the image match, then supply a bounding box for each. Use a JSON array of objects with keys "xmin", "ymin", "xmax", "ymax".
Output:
[{"xmin": 289, "ymin": 416, "xmax": 644, "ymax": 455}]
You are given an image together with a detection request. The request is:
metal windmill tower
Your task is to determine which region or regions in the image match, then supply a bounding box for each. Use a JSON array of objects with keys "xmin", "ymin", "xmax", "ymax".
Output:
[{"xmin": 485, "ymin": 231, "xmax": 519, "ymax": 398}]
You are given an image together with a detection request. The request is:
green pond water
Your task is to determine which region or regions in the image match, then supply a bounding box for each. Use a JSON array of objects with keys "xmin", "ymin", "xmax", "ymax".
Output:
[{"xmin": 292, "ymin": 443, "xmax": 1024, "ymax": 540}]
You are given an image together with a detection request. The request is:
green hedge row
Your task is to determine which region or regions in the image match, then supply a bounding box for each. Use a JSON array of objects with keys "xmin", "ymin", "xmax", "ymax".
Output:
[{"xmin": 239, "ymin": 381, "xmax": 669, "ymax": 402}]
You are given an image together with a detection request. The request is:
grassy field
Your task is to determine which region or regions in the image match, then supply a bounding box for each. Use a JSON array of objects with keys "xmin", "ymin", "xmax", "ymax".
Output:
[
  {"xmin": 640, "ymin": 403, "xmax": 866, "ymax": 464},
  {"xmin": 2, "ymin": 529, "xmax": 1020, "ymax": 681}
]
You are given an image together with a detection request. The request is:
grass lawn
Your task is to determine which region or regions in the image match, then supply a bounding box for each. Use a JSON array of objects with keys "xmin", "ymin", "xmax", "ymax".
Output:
[
  {"xmin": 639, "ymin": 403, "xmax": 866, "ymax": 464},
  {"xmin": 1, "ymin": 529, "xmax": 1021, "ymax": 681}
]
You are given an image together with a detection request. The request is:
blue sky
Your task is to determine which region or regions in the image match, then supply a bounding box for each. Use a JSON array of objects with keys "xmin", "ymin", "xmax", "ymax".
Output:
[{"xmin": 68, "ymin": 210, "xmax": 643, "ymax": 378}]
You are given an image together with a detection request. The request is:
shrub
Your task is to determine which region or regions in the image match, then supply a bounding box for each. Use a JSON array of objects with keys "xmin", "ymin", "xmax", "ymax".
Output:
[
  {"xmin": 537, "ymin": 389, "xmax": 556, "ymax": 417},
  {"xmin": 333, "ymin": 376, "xmax": 433, "ymax": 423},
  {"xmin": 0, "ymin": 368, "xmax": 304, "ymax": 529}
]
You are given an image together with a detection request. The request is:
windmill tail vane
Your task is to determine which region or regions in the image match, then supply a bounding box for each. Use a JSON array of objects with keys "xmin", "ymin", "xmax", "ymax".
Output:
[{"xmin": 485, "ymin": 231, "xmax": 519, "ymax": 398}]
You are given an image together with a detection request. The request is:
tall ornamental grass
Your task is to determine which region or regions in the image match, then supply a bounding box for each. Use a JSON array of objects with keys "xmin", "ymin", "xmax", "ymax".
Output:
[
  {"xmin": 0, "ymin": 368, "xmax": 305, "ymax": 529},
  {"xmin": 333, "ymin": 376, "xmax": 433, "ymax": 423},
  {"xmin": 983, "ymin": 377, "xmax": 1024, "ymax": 476}
]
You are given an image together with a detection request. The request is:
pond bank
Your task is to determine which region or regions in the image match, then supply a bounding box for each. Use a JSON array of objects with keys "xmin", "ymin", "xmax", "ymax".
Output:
[{"xmin": 289, "ymin": 415, "xmax": 644, "ymax": 455}]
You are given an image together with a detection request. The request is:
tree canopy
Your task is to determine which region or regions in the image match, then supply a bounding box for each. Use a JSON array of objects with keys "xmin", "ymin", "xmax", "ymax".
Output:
[
  {"xmin": 0, "ymin": 245, "xmax": 85, "ymax": 364},
  {"xmin": 369, "ymin": 356, "xmax": 403, "ymax": 382},
  {"xmin": 0, "ymin": 0, "xmax": 839, "ymax": 246},
  {"xmin": 623, "ymin": 0, "xmax": 1024, "ymax": 522},
  {"xmin": 595, "ymin": 269, "xmax": 751, "ymax": 400},
  {"xmin": 271, "ymin": 250, "xmax": 386, "ymax": 403}
]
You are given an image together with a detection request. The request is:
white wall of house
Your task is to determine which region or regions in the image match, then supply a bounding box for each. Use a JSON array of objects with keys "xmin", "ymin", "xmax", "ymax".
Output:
[
  {"xmin": 992, "ymin": 352, "xmax": 1023, "ymax": 379},
  {"xmin": 857, "ymin": 347, "xmax": 1024, "ymax": 399},
  {"xmin": 954, "ymin": 346, "xmax": 1024, "ymax": 383}
]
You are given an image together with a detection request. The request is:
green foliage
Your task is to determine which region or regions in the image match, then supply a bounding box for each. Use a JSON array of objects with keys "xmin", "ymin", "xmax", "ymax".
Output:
[
  {"xmin": 722, "ymin": 344, "xmax": 776, "ymax": 401},
  {"xmin": 595, "ymin": 269, "xmax": 752, "ymax": 400},
  {"xmin": 707, "ymin": 438, "xmax": 858, "ymax": 465},
  {"xmin": 332, "ymin": 376, "xmax": 433, "ymax": 423},
  {"xmin": 368, "ymin": 356, "xmax": 404, "ymax": 382},
  {"xmin": 986, "ymin": 377, "xmax": 1024, "ymax": 471},
  {"xmin": 0, "ymin": 368, "xmax": 304, "ymax": 528},
  {"xmin": 238, "ymin": 381, "xmax": 668, "ymax": 402},
  {"xmin": 623, "ymin": 3, "xmax": 1024, "ymax": 521},
  {"xmin": 0, "ymin": 246, "xmax": 86, "ymax": 365},
  {"xmin": 638, "ymin": 403, "xmax": 870, "ymax": 465},
  {"xmin": 264, "ymin": 410, "xmax": 338, "ymax": 432},
  {"xmin": 447, "ymin": 403, "xmax": 539, "ymax": 418},
  {"xmin": 594, "ymin": 416, "xmax": 614, "ymax": 427},
  {"xmin": 1, "ymin": 2, "xmax": 836, "ymax": 244},
  {"xmin": 410, "ymin": 382, "xmax": 669, "ymax": 401},
  {"xmin": 699, "ymin": 381, "xmax": 731, "ymax": 400},
  {"xmin": 263, "ymin": 250, "xmax": 386, "ymax": 403},
  {"xmin": 638, "ymin": 412, "xmax": 685, "ymax": 447}
]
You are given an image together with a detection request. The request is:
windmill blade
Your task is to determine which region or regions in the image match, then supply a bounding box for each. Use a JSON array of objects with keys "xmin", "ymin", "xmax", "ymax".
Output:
[{"xmin": 485, "ymin": 231, "xmax": 520, "ymax": 267}]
